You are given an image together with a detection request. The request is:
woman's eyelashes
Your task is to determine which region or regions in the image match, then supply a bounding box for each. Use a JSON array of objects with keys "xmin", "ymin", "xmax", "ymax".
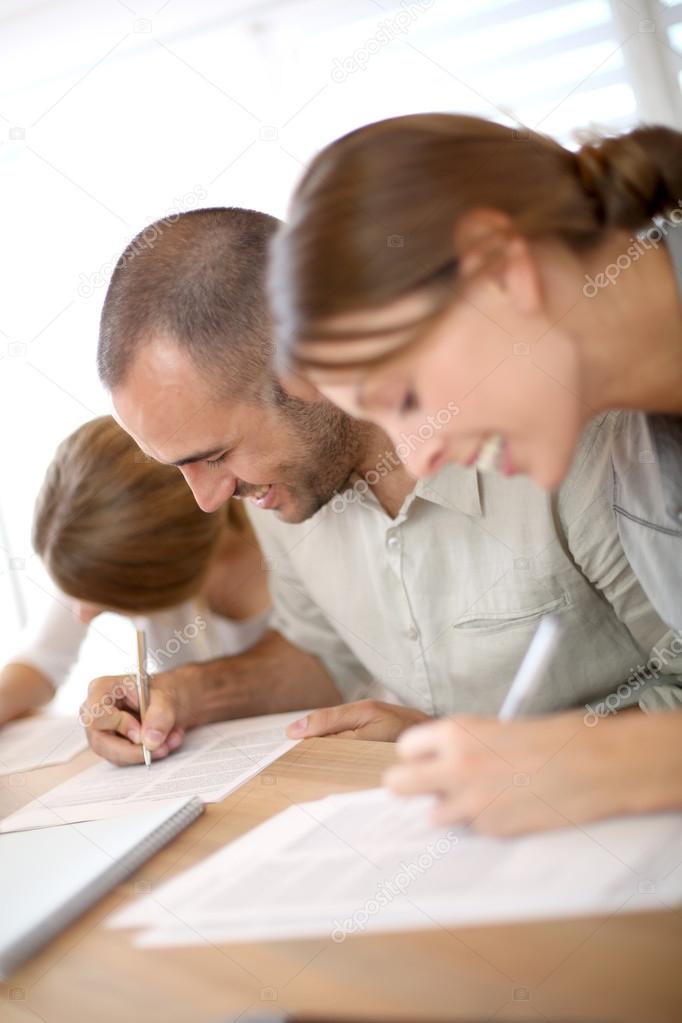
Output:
[
  {"xmin": 205, "ymin": 452, "xmax": 228, "ymax": 469},
  {"xmin": 398, "ymin": 387, "xmax": 419, "ymax": 416}
]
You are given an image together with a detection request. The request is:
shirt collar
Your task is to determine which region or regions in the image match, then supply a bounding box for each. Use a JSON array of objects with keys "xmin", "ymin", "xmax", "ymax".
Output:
[
  {"xmin": 414, "ymin": 463, "xmax": 482, "ymax": 517},
  {"xmin": 340, "ymin": 462, "xmax": 482, "ymax": 520}
]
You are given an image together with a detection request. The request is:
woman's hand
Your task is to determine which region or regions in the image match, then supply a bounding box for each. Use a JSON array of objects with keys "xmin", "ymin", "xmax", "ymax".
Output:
[
  {"xmin": 287, "ymin": 700, "xmax": 431, "ymax": 742},
  {"xmin": 384, "ymin": 709, "xmax": 682, "ymax": 836},
  {"xmin": 0, "ymin": 662, "xmax": 55, "ymax": 727}
]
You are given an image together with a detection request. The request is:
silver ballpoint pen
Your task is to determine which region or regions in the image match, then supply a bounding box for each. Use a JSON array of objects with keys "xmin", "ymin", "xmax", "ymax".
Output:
[{"xmin": 135, "ymin": 628, "xmax": 152, "ymax": 768}]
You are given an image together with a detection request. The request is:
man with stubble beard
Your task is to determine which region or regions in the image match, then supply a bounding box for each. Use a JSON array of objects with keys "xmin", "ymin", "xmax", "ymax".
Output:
[{"xmin": 84, "ymin": 207, "xmax": 682, "ymax": 836}]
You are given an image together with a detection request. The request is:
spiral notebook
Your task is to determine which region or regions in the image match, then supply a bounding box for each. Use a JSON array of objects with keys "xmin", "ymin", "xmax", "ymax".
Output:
[{"xmin": 0, "ymin": 795, "xmax": 203, "ymax": 978}]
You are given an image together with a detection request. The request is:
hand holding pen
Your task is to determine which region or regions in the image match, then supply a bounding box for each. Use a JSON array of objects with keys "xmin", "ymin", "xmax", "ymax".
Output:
[{"xmin": 383, "ymin": 617, "xmax": 578, "ymax": 834}]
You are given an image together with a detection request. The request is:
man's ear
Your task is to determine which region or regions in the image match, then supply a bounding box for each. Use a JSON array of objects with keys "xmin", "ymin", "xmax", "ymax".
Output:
[
  {"xmin": 453, "ymin": 207, "xmax": 541, "ymax": 314},
  {"xmin": 278, "ymin": 368, "xmax": 327, "ymax": 402}
]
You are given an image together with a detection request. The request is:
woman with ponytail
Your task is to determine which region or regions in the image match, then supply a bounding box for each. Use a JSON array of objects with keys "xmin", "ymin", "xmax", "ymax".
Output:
[
  {"xmin": 270, "ymin": 115, "xmax": 682, "ymax": 832},
  {"xmin": 272, "ymin": 114, "xmax": 682, "ymax": 630}
]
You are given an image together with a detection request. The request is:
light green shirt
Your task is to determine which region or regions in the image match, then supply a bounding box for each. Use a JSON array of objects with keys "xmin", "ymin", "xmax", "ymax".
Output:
[{"xmin": 248, "ymin": 411, "xmax": 682, "ymax": 717}]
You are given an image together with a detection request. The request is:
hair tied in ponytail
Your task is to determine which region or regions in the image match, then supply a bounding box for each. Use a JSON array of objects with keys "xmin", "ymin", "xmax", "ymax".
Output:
[
  {"xmin": 574, "ymin": 143, "xmax": 608, "ymax": 213},
  {"xmin": 574, "ymin": 128, "xmax": 680, "ymax": 231}
]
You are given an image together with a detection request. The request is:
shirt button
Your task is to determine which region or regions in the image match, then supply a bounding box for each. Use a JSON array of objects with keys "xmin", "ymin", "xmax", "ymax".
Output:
[
  {"xmin": 406, "ymin": 624, "xmax": 419, "ymax": 640},
  {"xmin": 387, "ymin": 534, "xmax": 400, "ymax": 550}
]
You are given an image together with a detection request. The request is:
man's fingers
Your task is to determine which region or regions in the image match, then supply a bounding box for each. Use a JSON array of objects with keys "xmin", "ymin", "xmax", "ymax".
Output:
[
  {"xmin": 166, "ymin": 727, "xmax": 185, "ymax": 751},
  {"xmin": 88, "ymin": 730, "xmax": 146, "ymax": 766},
  {"xmin": 83, "ymin": 705, "xmax": 143, "ymax": 742},
  {"xmin": 287, "ymin": 704, "xmax": 366, "ymax": 738},
  {"xmin": 81, "ymin": 673, "xmax": 184, "ymax": 766},
  {"xmin": 141, "ymin": 687, "xmax": 178, "ymax": 751},
  {"xmin": 87, "ymin": 725, "xmax": 173, "ymax": 766},
  {"xmin": 286, "ymin": 707, "xmax": 340, "ymax": 737},
  {"xmin": 85, "ymin": 675, "xmax": 140, "ymax": 711}
]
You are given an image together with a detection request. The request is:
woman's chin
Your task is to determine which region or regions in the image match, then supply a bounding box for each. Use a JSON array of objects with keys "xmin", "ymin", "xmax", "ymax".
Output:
[{"xmin": 531, "ymin": 451, "xmax": 575, "ymax": 491}]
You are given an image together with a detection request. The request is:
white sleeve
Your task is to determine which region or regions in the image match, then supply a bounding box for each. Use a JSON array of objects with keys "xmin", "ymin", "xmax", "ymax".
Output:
[{"xmin": 9, "ymin": 597, "xmax": 88, "ymax": 689}]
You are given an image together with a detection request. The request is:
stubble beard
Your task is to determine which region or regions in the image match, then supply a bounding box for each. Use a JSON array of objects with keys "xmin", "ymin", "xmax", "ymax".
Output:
[{"xmin": 275, "ymin": 397, "xmax": 369, "ymax": 523}]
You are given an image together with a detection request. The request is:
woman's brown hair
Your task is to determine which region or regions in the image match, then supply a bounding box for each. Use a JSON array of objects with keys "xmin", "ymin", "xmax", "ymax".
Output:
[
  {"xmin": 270, "ymin": 113, "xmax": 682, "ymax": 369},
  {"xmin": 33, "ymin": 415, "xmax": 245, "ymax": 613}
]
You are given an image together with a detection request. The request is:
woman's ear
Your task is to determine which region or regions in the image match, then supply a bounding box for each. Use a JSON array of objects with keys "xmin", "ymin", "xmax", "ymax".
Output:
[
  {"xmin": 501, "ymin": 234, "xmax": 543, "ymax": 314},
  {"xmin": 453, "ymin": 207, "xmax": 511, "ymax": 276},
  {"xmin": 453, "ymin": 207, "xmax": 542, "ymax": 314}
]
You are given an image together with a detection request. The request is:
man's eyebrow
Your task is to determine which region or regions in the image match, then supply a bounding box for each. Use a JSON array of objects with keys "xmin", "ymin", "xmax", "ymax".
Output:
[{"xmin": 172, "ymin": 447, "xmax": 226, "ymax": 467}]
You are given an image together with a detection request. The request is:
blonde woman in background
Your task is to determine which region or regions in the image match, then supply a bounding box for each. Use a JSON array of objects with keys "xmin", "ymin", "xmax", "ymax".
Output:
[{"xmin": 0, "ymin": 416, "xmax": 270, "ymax": 760}]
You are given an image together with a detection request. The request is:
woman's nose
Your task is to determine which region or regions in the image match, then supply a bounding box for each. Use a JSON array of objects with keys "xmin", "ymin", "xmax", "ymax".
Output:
[{"xmin": 404, "ymin": 442, "xmax": 449, "ymax": 479}]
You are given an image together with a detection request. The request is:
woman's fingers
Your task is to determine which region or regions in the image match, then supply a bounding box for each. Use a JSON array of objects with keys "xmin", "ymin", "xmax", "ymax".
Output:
[
  {"xmin": 397, "ymin": 718, "xmax": 465, "ymax": 760},
  {"xmin": 383, "ymin": 759, "xmax": 451, "ymax": 797}
]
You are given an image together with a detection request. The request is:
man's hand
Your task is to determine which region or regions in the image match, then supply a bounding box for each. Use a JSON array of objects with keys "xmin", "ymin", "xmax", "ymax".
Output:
[
  {"xmin": 81, "ymin": 667, "xmax": 193, "ymax": 766},
  {"xmin": 287, "ymin": 700, "xmax": 431, "ymax": 742},
  {"xmin": 80, "ymin": 632, "xmax": 344, "ymax": 767},
  {"xmin": 383, "ymin": 709, "xmax": 682, "ymax": 836}
]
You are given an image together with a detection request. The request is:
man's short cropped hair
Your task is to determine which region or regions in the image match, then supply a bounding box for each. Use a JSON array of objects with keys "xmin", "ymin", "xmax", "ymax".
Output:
[{"xmin": 97, "ymin": 206, "xmax": 280, "ymax": 401}]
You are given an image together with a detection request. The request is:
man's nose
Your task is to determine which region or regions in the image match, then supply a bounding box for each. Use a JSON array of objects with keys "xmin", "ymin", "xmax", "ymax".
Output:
[{"xmin": 180, "ymin": 466, "xmax": 238, "ymax": 512}]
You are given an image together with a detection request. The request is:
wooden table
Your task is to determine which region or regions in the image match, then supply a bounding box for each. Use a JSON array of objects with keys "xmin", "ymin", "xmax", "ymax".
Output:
[{"xmin": 1, "ymin": 737, "xmax": 681, "ymax": 1023}]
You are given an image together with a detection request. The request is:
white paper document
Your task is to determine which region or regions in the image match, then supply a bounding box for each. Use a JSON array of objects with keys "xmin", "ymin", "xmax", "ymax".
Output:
[
  {"xmin": 1, "ymin": 712, "xmax": 302, "ymax": 832},
  {"xmin": 0, "ymin": 716, "xmax": 87, "ymax": 775},
  {"xmin": 110, "ymin": 787, "xmax": 682, "ymax": 945}
]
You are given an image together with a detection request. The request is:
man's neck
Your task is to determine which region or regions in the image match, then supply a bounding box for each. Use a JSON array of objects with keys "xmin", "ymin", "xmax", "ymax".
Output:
[{"xmin": 354, "ymin": 424, "xmax": 416, "ymax": 519}]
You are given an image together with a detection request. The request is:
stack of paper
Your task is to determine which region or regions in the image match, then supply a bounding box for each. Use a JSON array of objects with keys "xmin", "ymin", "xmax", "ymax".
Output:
[
  {"xmin": 110, "ymin": 787, "xmax": 682, "ymax": 946},
  {"xmin": 1, "ymin": 711, "xmax": 302, "ymax": 832},
  {"xmin": 0, "ymin": 716, "xmax": 87, "ymax": 775}
]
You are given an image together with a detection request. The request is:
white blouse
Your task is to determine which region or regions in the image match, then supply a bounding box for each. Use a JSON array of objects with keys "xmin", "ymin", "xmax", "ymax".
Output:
[{"xmin": 9, "ymin": 594, "xmax": 270, "ymax": 688}]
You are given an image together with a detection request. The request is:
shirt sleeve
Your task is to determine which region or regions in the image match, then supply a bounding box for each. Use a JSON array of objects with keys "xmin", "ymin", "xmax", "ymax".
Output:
[
  {"xmin": 9, "ymin": 595, "xmax": 88, "ymax": 688},
  {"xmin": 558, "ymin": 411, "xmax": 682, "ymax": 712},
  {"xmin": 246, "ymin": 506, "xmax": 375, "ymax": 702},
  {"xmin": 611, "ymin": 411, "xmax": 682, "ymax": 632}
]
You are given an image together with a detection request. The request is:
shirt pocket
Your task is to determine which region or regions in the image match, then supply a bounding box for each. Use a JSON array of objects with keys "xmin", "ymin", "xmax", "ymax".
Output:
[{"xmin": 451, "ymin": 591, "xmax": 571, "ymax": 633}]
